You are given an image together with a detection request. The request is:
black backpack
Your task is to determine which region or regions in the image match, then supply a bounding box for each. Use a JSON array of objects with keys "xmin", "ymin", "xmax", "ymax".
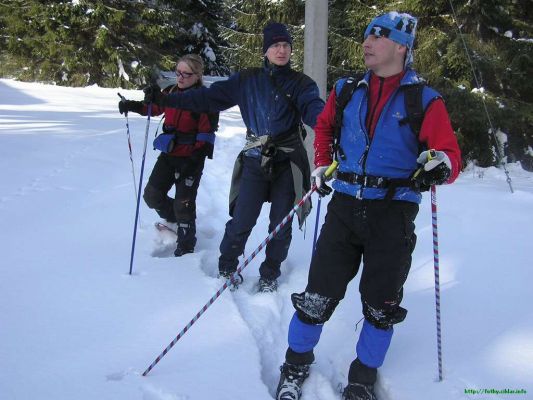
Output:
[{"xmin": 333, "ymin": 74, "xmax": 429, "ymax": 160}]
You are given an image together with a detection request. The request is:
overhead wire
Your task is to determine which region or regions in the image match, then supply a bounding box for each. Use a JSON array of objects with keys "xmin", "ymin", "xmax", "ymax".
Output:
[{"xmin": 447, "ymin": 0, "xmax": 514, "ymax": 193}]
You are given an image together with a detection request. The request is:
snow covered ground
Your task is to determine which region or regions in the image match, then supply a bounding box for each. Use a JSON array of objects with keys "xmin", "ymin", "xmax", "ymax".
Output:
[{"xmin": 1, "ymin": 79, "xmax": 532, "ymax": 400}]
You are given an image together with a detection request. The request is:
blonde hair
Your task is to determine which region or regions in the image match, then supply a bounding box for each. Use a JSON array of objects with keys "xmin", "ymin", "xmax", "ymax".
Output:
[{"xmin": 176, "ymin": 54, "xmax": 205, "ymax": 86}]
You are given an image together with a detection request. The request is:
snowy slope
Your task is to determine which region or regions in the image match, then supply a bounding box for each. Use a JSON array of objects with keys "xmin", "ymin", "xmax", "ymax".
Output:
[{"xmin": 1, "ymin": 79, "xmax": 531, "ymax": 400}]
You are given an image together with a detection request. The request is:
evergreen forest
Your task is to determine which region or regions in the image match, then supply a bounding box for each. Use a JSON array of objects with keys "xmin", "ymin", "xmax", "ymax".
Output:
[{"xmin": 1, "ymin": 0, "xmax": 531, "ymax": 170}]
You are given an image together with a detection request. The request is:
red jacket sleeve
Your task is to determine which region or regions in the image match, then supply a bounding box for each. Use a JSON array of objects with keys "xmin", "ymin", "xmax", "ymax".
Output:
[
  {"xmin": 313, "ymin": 87, "xmax": 337, "ymax": 167},
  {"xmin": 418, "ymin": 99, "xmax": 462, "ymax": 183}
]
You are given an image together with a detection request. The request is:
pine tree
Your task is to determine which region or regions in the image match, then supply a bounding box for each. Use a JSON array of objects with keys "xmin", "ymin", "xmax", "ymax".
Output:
[
  {"xmin": 327, "ymin": 0, "xmax": 532, "ymax": 170},
  {"xmin": 219, "ymin": 0, "xmax": 305, "ymax": 71},
  {"xmin": 402, "ymin": 0, "xmax": 533, "ymax": 169},
  {"xmin": 0, "ymin": 0, "xmax": 229, "ymax": 88}
]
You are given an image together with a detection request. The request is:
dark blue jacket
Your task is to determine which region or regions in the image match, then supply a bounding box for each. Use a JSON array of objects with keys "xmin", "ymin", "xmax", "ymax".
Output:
[{"xmin": 164, "ymin": 60, "xmax": 325, "ymax": 137}]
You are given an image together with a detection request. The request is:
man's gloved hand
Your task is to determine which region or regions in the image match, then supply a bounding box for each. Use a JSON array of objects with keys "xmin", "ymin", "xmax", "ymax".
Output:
[
  {"xmin": 118, "ymin": 100, "xmax": 143, "ymax": 115},
  {"xmin": 311, "ymin": 165, "xmax": 333, "ymax": 197},
  {"xmin": 143, "ymin": 84, "xmax": 165, "ymax": 106},
  {"xmin": 415, "ymin": 149, "xmax": 452, "ymax": 187}
]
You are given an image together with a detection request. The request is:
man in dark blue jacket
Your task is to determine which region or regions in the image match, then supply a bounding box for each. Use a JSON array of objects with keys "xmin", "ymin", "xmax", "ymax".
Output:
[{"xmin": 145, "ymin": 22, "xmax": 325, "ymax": 292}]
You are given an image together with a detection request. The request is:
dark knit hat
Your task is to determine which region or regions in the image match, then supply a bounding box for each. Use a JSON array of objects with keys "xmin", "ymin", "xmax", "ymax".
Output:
[{"xmin": 262, "ymin": 22, "xmax": 292, "ymax": 54}]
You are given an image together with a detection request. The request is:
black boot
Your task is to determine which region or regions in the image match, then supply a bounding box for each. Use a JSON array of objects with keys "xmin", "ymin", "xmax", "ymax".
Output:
[
  {"xmin": 174, "ymin": 222, "xmax": 196, "ymax": 257},
  {"xmin": 276, "ymin": 362, "xmax": 310, "ymax": 400},
  {"xmin": 342, "ymin": 359, "xmax": 378, "ymax": 400},
  {"xmin": 258, "ymin": 277, "xmax": 278, "ymax": 293},
  {"xmin": 275, "ymin": 349, "xmax": 314, "ymax": 400}
]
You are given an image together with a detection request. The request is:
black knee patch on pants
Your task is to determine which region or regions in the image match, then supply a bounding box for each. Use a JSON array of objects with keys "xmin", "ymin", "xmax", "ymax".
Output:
[
  {"xmin": 291, "ymin": 291, "xmax": 339, "ymax": 325},
  {"xmin": 143, "ymin": 183, "xmax": 165, "ymax": 210},
  {"xmin": 362, "ymin": 301, "xmax": 407, "ymax": 330}
]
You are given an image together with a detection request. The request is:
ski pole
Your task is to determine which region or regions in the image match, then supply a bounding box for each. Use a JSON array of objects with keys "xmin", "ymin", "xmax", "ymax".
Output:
[
  {"xmin": 411, "ymin": 150, "xmax": 444, "ymax": 380},
  {"xmin": 141, "ymin": 161, "xmax": 338, "ymax": 376},
  {"xmin": 431, "ymin": 184, "xmax": 443, "ymax": 381},
  {"xmin": 128, "ymin": 102, "xmax": 152, "ymax": 275},
  {"xmin": 312, "ymin": 196, "xmax": 322, "ymax": 254},
  {"xmin": 118, "ymin": 93, "xmax": 138, "ymax": 201}
]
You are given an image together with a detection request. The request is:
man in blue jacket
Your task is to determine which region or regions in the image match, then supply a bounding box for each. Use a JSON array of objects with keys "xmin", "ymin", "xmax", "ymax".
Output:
[{"xmin": 145, "ymin": 22, "xmax": 325, "ymax": 292}]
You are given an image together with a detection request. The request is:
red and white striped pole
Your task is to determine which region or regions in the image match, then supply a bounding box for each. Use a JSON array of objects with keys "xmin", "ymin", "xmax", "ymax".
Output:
[
  {"xmin": 141, "ymin": 162, "xmax": 338, "ymax": 376},
  {"xmin": 431, "ymin": 184, "xmax": 443, "ymax": 381}
]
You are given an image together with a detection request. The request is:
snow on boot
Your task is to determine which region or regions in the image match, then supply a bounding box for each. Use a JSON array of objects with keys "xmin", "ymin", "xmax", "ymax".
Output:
[
  {"xmin": 258, "ymin": 277, "xmax": 278, "ymax": 293},
  {"xmin": 342, "ymin": 382, "xmax": 378, "ymax": 400},
  {"xmin": 219, "ymin": 270, "xmax": 244, "ymax": 290},
  {"xmin": 275, "ymin": 362, "xmax": 310, "ymax": 400}
]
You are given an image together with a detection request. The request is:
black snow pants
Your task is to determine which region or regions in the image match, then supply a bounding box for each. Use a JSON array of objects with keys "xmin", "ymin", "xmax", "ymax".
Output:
[
  {"xmin": 143, "ymin": 152, "xmax": 205, "ymax": 226},
  {"xmin": 306, "ymin": 191, "xmax": 419, "ymax": 326}
]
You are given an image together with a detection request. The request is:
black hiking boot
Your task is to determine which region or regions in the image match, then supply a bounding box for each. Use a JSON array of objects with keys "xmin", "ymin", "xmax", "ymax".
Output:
[
  {"xmin": 258, "ymin": 277, "xmax": 278, "ymax": 293},
  {"xmin": 342, "ymin": 382, "xmax": 378, "ymax": 400},
  {"xmin": 174, "ymin": 244, "xmax": 194, "ymax": 257},
  {"xmin": 174, "ymin": 222, "xmax": 196, "ymax": 257},
  {"xmin": 219, "ymin": 270, "xmax": 244, "ymax": 290},
  {"xmin": 275, "ymin": 362, "xmax": 310, "ymax": 400},
  {"xmin": 343, "ymin": 358, "xmax": 378, "ymax": 400}
]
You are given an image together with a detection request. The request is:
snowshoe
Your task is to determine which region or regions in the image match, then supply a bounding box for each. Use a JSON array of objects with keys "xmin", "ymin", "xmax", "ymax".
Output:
[
  {"xmin": 275, "ymin": 362, "xmax": 310, "ymax": 400},
  {"xmin": 155, "ymin": 221, "xmax": 177, "ymax": 235}
]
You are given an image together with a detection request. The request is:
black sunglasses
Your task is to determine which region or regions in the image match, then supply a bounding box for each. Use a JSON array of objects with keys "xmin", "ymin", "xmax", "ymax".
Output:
[{"xmin": 175, "ymin": 70, "xmax": 194, "ymax": 78}]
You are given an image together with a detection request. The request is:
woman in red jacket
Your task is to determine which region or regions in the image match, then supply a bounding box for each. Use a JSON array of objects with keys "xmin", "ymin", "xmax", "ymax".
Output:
[{"xmin": 119, "ymin": 54, "xmax": 219, "ymax": 256}]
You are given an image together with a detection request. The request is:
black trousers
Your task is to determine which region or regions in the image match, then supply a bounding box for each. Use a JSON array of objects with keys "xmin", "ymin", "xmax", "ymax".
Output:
[
  {"xmin": 307, "ymin": 192, "xmax": 418, "ymax": 315},
  {"xmin": 143, "ymin": 152, "xmax": 205, "ymax": 224}
]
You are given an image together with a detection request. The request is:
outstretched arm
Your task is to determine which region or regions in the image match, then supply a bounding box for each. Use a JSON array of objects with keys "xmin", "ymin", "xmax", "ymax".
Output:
[{"xmin": 162, "ymin": 75, "xmax": 241, "ymax": 114}]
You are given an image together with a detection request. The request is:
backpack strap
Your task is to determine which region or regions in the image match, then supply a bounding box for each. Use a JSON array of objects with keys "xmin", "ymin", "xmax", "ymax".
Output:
[
  {"xmin": 400, "ymin": 83, "xmax": 425, "ymax": 137},
  {"xmin": 334, "ymin": 74, "xmax": 365, "ymax": 160}
]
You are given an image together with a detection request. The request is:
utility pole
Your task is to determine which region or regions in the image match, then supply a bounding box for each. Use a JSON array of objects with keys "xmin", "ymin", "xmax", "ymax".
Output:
[{"xmin": 303, "ymin": 0, "xmax": 328, "ymax": 164}]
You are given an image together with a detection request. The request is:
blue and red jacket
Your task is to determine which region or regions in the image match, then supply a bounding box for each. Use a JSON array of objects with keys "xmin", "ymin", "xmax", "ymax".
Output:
[
  {"xmin": 314, "ymin": 69, "xmax": 462, "ymax": 203},
  {"xmin": 139, "ymin": 84, "xmax": 218, "ymax": 158}
]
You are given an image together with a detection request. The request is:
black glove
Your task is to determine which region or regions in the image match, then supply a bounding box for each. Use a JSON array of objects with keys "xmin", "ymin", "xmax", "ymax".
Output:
[
  {"xmin": 143, "ymin": 84, "xmax": 165, "ymax": 106},
  {"xmin": 417, "ymin": 162, "xmax": 451, "ymax": 187},
  {"xmin": 415, "ymin": 150, "xmax": 452, "ymax": 189},
  {"xmin": 311, "ymin": 166, "xmax": 333, "ymax": 197},
  {"xmin": 118, "ymin": 100, "xmax": 143, "ymax": 115}
]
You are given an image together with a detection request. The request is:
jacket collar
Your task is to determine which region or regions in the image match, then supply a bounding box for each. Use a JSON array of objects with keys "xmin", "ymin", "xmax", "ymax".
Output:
[
  {"xmin": 263, "ymin": 57, "xmax": 292, "ymax": 76},
  {"xmin": 362, "ymin": 68, "xmax": 421, "ymax": 87}
]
